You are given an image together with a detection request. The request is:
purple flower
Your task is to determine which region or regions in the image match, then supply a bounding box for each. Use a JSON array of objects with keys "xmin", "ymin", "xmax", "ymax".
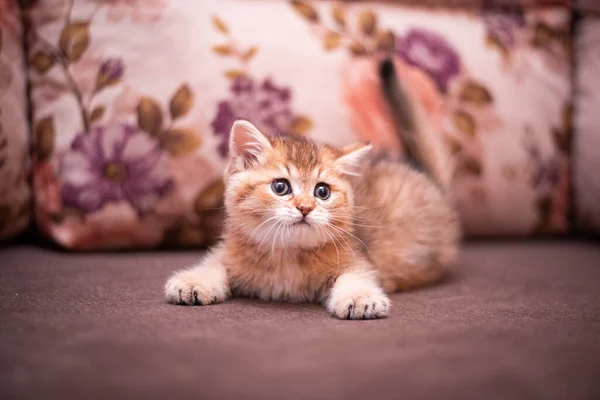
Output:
[
  {"xmin": 532, "ymin": 162, "xmax": 558, "ymax": 189},
  {"xmin": 60, "ymin": 124, "xmax": 173, "ymax": 213},
  {"xmin": 523, "ymin": 126, "xmax": 558, "ymax": 190},
  {"xmin": 211, "ymin": 77, "xmax": 294, "ymax": 156},
  {"xmin": 96, "ymin": 58, "xmax": 125, "ymax": 90},
  {"xmin": 483, "ymin": 11, "xmax": 526, "ymax": 49},
  {"xmin": 396, "ymin": 28, "xmax": 460, "ymax": 92}
]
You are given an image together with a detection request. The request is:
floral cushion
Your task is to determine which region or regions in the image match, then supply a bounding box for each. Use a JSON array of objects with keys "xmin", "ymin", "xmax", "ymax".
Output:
[
  {"xmin": 0, "ymin": 0, "xmax": 30, "ymax": 241},
  {"xmin": 577, "ymin": 0, "xmax": 600, "ymax": 14},
  {"xmin": 574, "ymin": 18, "xmax": 600, "ymax": 234},
  {"xmin": 24, "ymin": 0, "xmax": 572, "ymax": 249}
]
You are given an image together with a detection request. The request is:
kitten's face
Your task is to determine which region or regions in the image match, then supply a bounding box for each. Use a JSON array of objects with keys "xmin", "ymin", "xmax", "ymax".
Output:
[{"xmin": 223, "ymin": 120, "xmax": 370, "ymax": 249}]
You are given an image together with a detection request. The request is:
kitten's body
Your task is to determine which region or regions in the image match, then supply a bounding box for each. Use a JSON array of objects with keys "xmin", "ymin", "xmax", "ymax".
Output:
[{"xmin": 165, "ymin": 60, "xmax": 460, "ymax": 319}]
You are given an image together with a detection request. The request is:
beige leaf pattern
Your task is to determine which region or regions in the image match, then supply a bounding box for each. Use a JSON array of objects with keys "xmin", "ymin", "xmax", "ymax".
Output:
[
  {"xmin": 194, "ymin": 179, "xmax": 225, "ymax": 215},
  {"xmin": 160, "ymin": 128, "xmax": 202, "ymax": 157},
  {"xmin": 291, "ymin": 1, "xmax": 319, "ymax": 22},
  {"xmin": 224, "ymin": 70, "xmax": 245, "ymax": 80},
  {"xmin": 349, "ymin": 41, "xmax": 367, "ymax": 56},
  {"xmin": 375, "ymin": 30, "xmax": 395, "ymax": 53},
  {"xmin": 453, "ymin": 110, "xmax": 477, "ymax": 137},
  {"xmin": 169, "ymin": 84, "xmax": 194, "ymax": 120},
  {"xmin": 89, "ymin": 106, "xmax": 105, "ymax": 122},
  {"xmin": 358, "ymin": 11, "xmax": 376, "ymax": 36},
  {"xmin": 31, "ymin": 51, "xmax": 55, "ymax": 74},
  {"xmin": 323, "ymin": 31, "xmax": 342, "ymax": 51},
  {"xmin": 460, "ymin": 81, "xmax": 493, "ymax": 105},
  {"xmin": 331, "ymin": 6, "xmax": 346, "ymax": 28},
  {"xmin": 212, "ymin": 45, "xmax": 234, "ymax": 56},
  {"xmin": 242, "ymin": 47, "xmax": 259, "ymax": 62},
  {"xmin": 212, "ymin": 15, "xmax": 229, "ymax": 34},
  {"xmin": 136, "ymin": 97, "xmax": 163, "ymax": 136},
  {"xmin": 289, "ymin": 116, "xmax": 313, "ymax": 136},
  {"xmin": 34, "ymin": 116, "xmax": 55, "ymax": 160},
  {"xmin": 59, "ymin": 22, "xmax": 90, "ymax": 62}
]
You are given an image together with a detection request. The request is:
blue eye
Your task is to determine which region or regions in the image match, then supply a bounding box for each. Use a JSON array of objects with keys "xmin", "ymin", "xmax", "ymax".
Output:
[
  {"xmin": 271, "ymin": 179, "xmax": 291, "ymax": 196},
  {"xmin": 314, "ymin": 183, "xmax": 331, "ymax": 200}
]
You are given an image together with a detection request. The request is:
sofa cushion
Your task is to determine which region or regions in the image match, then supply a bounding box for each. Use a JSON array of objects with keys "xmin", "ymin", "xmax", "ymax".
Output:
[
  {"xmin": 574, "ymin": 18, "xmax": 600, "ymax": 234},
  {"xmin": 576, "ymin": 0, "xmax": 600, "ymax": 15},
  {"xmin": 23, "ymin": 1, "xmax": 572, "ymax": 249},
  {"xmin": 1, "ymin": 242, "xmax": 599, "ymax": 399},
  {"xmin": 0, "ymin": 0, "xmax": 31, "ymax": 241}
]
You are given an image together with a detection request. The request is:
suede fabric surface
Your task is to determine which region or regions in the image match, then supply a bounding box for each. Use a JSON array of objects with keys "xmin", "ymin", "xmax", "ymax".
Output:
[{"xmin": 1, "ymin": 242, "xmax": 599, "ymax": 400}]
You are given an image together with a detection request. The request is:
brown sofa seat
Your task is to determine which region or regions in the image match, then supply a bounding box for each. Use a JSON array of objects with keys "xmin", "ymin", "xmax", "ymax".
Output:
[{"xmin": 1, "ymin": 242, "xmax": 599, "ymax": 399}]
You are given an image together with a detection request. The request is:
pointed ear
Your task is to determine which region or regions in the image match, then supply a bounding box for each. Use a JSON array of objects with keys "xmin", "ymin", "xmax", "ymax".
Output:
[
  {"xmin": 333, "ymin": 142, "xmax": 372, "ymax": 176},
  {"xmin": 228, "ymin": 120, "xmax": 272, "ymax": 168}
]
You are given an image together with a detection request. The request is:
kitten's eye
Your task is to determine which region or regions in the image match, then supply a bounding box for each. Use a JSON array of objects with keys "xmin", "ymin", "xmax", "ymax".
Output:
[
  {"xmin": 314, "ymin": 183, "xmax": 331, "ymax": 200},
  {"xmin": 271, "ymin": 179, "xmax": 291, "ymax": 196}
]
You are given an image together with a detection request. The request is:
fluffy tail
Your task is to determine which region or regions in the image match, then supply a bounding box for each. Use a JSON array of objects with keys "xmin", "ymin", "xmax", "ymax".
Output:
[{"xmin": 378, "ymin": 58, "xmax": 454, "ymax": 193}]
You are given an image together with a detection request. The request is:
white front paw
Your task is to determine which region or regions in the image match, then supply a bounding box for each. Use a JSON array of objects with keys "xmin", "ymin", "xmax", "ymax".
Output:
[
  {"xmin": 164, "ymin": 268, "xmax": 230, "ymax": 306},
  {"xmin": 327, "ymin": 288, "xmax": 390, "ymax": 320}
]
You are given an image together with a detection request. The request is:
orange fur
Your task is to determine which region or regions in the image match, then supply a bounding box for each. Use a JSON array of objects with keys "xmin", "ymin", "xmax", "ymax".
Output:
[{"xmin": 165, "ymin": 117, "xmax": 460, "ymax": 319}]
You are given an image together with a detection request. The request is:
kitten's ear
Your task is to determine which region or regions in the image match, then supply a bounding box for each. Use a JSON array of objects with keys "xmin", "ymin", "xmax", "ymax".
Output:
[
  {"xmin": 228, "ymin": 120, "xmax": 272, "ymax": 168},
  {"xmin": 333, "ymin": 142, "xmax": 372, "ymax": 176}
]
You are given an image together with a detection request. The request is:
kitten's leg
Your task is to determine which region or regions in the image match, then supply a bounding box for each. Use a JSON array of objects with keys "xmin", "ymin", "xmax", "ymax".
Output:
[
  {"xmin": 326, "ymin": 267, "xmax": 390, "ymax": 320},
  {"xmin": 164, "ymin": 244, "xmax": 230, "ymax": 305}
]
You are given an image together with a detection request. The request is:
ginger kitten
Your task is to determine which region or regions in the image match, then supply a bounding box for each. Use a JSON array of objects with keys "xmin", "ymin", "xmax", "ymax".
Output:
[{"xmin": 165, "ymin": 60, "xmax": 460, "ymax": 319}]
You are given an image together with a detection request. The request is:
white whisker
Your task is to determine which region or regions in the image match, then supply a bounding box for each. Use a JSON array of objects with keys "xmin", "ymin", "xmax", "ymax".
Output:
[
  {"xmin": 328, "ymin": 226, "xmax": 356, "ymax": 259},
  {"xmin": 259, "ymin": 216, "xmax": 282, "ymax": 249},
  {"xmin": 327, "ymin": 223, "xmax": 371, "ymax": 256},
  {"xmin": 330, "ymin": 211, "xmax": 378, "ymax": 220},
  {"xmin": 271, "ymin": 220, "xmax": 284, "ymax": 256},
  {"xmin": 280, "ymin": 221, "xmax": 288, "ymax": 250},
  {"xmin": 246, "ymin": 215, "xmax": 280, "ymax": 244},
  {"xmin": 320, "ymin": 225, "xmax": 339, "ymax": 267},
  {"xmin": 347, "ymin": 205, "xmax": 376, "ymax": 209},
  {"xmin": 330, "ymin": 217, "xmax": 385, "ymax": 229}
]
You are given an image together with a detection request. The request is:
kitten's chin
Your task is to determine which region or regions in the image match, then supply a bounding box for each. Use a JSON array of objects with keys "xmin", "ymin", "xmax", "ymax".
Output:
[
  {"xmin": 286, "ymin": 224, "xmax": 328, "ymax": 249},
  {"xmin": 245, "ymin": 222, "xmax": 329, "ymax": 250}
]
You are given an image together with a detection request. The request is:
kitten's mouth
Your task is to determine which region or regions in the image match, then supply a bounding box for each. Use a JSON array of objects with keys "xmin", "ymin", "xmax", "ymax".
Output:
[{"xmin": 295, "ymin": 219, "xmax": 310, "ymax": 226}]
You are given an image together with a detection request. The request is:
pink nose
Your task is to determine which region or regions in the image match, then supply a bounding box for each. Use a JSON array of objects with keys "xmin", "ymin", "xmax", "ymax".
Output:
[{"xmin": 297, "ymin": 205, "xmax": 313, "ymax": 216}]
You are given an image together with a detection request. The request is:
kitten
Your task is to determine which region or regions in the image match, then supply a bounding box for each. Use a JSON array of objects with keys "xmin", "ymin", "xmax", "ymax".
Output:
[{"xmin": 164, "ymin": 59, "xmax": 460, "ymax": 319}]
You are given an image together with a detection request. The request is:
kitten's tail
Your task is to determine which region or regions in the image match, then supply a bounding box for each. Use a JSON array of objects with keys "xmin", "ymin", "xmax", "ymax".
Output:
[{"xmin": 378, "ymin": 58, "xmax": 454, "ymax": 193}]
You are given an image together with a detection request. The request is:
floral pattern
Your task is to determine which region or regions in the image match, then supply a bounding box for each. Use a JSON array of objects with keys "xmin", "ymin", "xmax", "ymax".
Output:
[
  {"xmin": 292, "ymin": 2, "xmax": 494, "ymax": 190},
  {"xmin": 292, "ymin": 1, "xmax": 571, "ymax": 236},
  {"xmin": 523, "ymin": 121, "xmax": 570, "ymax": 233},
  {"xmin": 209, "ymin": 15, "xmax": 312, "ymax": 156},
  {"xmin": 340, "ymin": 57, "xmax": 444, "ymax": 155},
  {"xmin": 483, "ymin": 11, "xmax": 526, "ymax": 49},
  {"xmin": 396, "ymin": 29, "xmax": 461, "ymax": 92},
  {"xmin": 24, "ymin": 0, "xmax": 211, "ymax": 249},
  {"xmin": 0, "ymin": 0, "xmax": 20, "ymax": 36},
  {"xmin": 574, "ymin": 19, "xmax": 600, "ymax": 234},
  {"xmin": 60, "ymin": 124, "xmax": 174, "ymax": 213},
  {"xmin": 25, "ymin": 0, "xmax": 186, "ymax": 219},
  {"xmin": 93, "ymin": 0, "xmax": 168, "ymax": 23},
  {"xmin": 0, "ymin": 0, "xmax": 31, "ymax": 240},
  {"xmin": 21, "ymin": 0, "xmax": 574, "ymax": 248},
  {"xmin": 95, "ymin": 58, "xmax": 125, "ymax": 90},
  {"xmin": 212, "ymin": 77, "xmax": 296, "ymax": 156},
  {"xmin": 482, "ymin": 7, "xmax": 571, "ymax": 78}
]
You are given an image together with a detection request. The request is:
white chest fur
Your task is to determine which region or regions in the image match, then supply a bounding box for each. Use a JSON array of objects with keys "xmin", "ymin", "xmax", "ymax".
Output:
[{"xmin": 228, "ymin": 256, "xmax": 331, "ymax": 303}]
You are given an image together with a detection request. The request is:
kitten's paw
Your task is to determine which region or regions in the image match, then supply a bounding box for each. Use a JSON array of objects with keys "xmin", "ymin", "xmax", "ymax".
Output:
[
  {"xmin": 327, "ymin": 289, "xmax": 390, "ymax": 320},
  {"xmin": 164, "ymin": 268, "xmax": 230, "ymax": 306}
]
